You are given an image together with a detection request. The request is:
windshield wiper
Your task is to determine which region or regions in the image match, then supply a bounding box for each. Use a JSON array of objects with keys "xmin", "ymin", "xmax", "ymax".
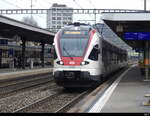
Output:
[{"xmin": 63, "ymin": 46, "xmax": 73, "ymax": 60}]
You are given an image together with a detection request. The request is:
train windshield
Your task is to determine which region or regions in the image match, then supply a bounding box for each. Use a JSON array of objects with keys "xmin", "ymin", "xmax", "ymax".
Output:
[{"xmin": 59, "ymin": 30, "xmax": 89, "ymax": 57}]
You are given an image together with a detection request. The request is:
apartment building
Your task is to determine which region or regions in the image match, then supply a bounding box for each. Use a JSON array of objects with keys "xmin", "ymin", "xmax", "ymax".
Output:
[{"xmin": 47, "ymin": 3, "xmax": 73, "ymax": 32}]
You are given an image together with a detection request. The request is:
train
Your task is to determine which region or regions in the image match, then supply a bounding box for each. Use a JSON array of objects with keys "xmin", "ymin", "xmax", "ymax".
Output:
[{"xmin": 53, "ymin": 23, "xmax": 128, "ymax": 88}]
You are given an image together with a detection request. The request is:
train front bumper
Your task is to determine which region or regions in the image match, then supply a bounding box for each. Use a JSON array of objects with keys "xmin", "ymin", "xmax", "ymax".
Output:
[{"xmin": 53, "ymin": 69, "xmax": 100, "ymax": 82}]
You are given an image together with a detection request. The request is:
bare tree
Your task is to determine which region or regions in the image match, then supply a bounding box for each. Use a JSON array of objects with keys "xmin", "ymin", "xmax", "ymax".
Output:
[
  {"xmin": 22, "ymin": 16, "xmax": 38, "ymax": 27},
  {"xmin": 22, "ymin": 16, "xmax": 39, "ymax": 46}
]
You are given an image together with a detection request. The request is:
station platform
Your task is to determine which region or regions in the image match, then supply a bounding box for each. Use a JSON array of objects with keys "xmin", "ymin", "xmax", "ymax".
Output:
[
  {"xmin": 89, "ymin": 65, "xmax": 150, "ymax": 113},
  {"xmin": 0, "ymin": 66, "xmax": 53, "ymax": 81}
]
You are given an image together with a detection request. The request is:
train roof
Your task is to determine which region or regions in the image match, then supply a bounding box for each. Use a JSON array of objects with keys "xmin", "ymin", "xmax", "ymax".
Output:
[
  {"xmin": 60, "ymin": 23, "xmax": 127, "ymax": 54},
  {"xmin": 92, "ymin": 25, "xmax": 127, "ymax": 54},
  {"xmin": 102, "ymin": 38, "xmax": 127, "ymax": 54},
  {"xmin": 62, "ymin": 22, "xmax": 93, "ymax": 31}
]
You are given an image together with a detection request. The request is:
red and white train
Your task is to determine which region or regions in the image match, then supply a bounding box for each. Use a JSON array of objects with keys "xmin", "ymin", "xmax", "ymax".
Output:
[{"xmin": 53, "ymin": 23, "xmax": 128, "ymax": 88}]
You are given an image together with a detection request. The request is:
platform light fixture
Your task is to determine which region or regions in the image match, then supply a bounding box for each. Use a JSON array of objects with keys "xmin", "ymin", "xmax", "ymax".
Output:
[{"xmin": 116, "ymin": 24, "xmax": 123, "ymax": 32}]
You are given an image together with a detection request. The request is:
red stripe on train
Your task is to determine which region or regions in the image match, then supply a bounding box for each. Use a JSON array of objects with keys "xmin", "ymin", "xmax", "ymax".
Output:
[{"xmin": 61, "ymin": 57, "xmax": 84, "ymax": 66}]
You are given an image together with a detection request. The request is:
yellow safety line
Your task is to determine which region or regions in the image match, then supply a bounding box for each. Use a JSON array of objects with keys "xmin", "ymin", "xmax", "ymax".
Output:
[
  {"xmin": 143, "ymin": 102, "xmax": 150, "ymax": 106},
  {"xmin": 143, "ymin": 99, "xmax": 150, "ymax": 106}
]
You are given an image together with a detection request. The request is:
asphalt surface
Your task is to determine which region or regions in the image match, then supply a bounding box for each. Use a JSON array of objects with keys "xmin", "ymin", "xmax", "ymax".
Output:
[{"xmin": 101, "ymin": 66, "xmax": 150, "ymax": 113}]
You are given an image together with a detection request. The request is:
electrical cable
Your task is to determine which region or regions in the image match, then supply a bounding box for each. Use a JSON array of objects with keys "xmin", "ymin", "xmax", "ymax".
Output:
[
  {"xmin": 73, "ymin": 0, "xmax": 83, "ymax": 9},
  {"xmin": 88, "ymin": 0, "xmax": 96, "ymax": 9},
  {"xmin": 2, "ymin": 0, "xmax": 22, "ymax": 8}
]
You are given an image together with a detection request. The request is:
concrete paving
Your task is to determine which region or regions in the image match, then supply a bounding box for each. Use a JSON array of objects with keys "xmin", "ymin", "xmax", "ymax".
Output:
[
  {"xmin": 0, "ymin": 66, "xmax": 52, "ymax": 73},
  {"xmin": 0, "ymin": 66, "xmax": 53, "ymax": 81},
  {"xmin": 101, "ymin": 66, "xmax": 150, "ymax": 113}
]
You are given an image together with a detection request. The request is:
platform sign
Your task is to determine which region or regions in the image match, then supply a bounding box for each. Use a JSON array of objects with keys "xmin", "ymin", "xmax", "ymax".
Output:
[
  {"xmin": 124, "ymin": 32, "xmax": 150, "ymax": 40},
  {"xmin": 63, "ymin": 30, "xmax": 88, "ymax": 36},
  {"xmin": 124, "ymin": 32, "xmax": 138, "ymax": 40},
  {"xmin": 134, "ymin": 48, "xmax": 144, "ymax": 52}
]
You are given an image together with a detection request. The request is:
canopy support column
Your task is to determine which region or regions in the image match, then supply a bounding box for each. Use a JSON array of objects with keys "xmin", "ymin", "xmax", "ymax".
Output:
[
  {"xmin": 41, "ymin": 43, "xmax": 45, "ymax": 68},
  {"xmin": 21, "ymin": 39, "xmax": 26, "ymax": 69},
  {"xmin": 144, "ymin": 41, "xmax": 150, "ymax": 81}
]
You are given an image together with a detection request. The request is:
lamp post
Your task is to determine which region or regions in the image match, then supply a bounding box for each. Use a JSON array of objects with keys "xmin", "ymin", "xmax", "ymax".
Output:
[
  {"xmin": 31, "ymin": 0, "xmax": 33, "ymax": 19},
  {"xmin": 144, "ymin": 0, "xmax": 146, "ymax": 12}
]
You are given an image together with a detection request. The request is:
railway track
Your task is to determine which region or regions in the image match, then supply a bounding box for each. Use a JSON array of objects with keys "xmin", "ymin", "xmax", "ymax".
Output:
[
  {"xmin": 55, "ymin": 90, "xmax": 90, "ymax": 113},
  {"xmin": 13, "ymin": 90, "xmax": 63, "ymax": 113},
  {"xmin": 13, "ymin": 88, "xmax": 89, "ymax": 113},
  {"xmin": 0, "ymin": 67, "xmax": 128, "ymax": 113},
  {"xmin": 0, "ymin": 80, "xmax": 62, "ymax": 112},
  {"xmin": 12, "ymin": 67, "xmax": 128, "ymax": 113},
  {"xmin": 0, "ymin": 73, "xmax": 53, "ymax": 98}
]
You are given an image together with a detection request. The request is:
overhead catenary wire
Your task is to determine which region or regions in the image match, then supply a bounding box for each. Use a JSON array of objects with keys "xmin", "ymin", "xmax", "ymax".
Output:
[
  {"xmin": 73, "ymin": 0, "xmax": 83, "ymax": 9},
  {"xmin": 88, "ymin": 0, "xmax": 96, "ymax": 9},
  {"xmin": 3, "ymin": 0, "xmax": 22, "ymax": 8},
  {"xmin": 2, "ymin": 0, "xmax": 46, "ymax": 22},
  {"xmin": 34, "ymin": 0, "xmax": 52, "ymax": 8},
  {"xmin": 72, "ymin": 0, "xmax": 97, "ymax": 24},
  {"xmin": 87, "ymin": 0, "xmax": 96, "ymax": 24}
]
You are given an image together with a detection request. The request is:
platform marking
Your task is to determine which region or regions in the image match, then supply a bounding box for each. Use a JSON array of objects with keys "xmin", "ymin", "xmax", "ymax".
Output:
[
  {"xmin": 88, "ymin": 66, "xmax": 133, "ymax": 113},
  {"xmin": 143, "ymin": 100, "xmax": 150, "ymax": 106},
  {"xmin": 145, "ymin": 94, "xmax": 150, "ymax": 97}
]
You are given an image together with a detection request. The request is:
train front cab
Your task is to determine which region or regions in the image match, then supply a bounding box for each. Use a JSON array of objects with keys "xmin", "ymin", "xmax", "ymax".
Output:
[{"xmin": 53, "ymin": 29, "xmax": 103, "ymax": 87}]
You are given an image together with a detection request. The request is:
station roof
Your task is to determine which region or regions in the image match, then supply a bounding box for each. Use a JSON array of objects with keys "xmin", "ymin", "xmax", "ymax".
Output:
[
  {"xmin": 0, "ymin": 15, "xmax": 55, "ymax": 44},
  {"xmin": 101, "ymin": 12, "xmax": 150, "ymax": 50}
]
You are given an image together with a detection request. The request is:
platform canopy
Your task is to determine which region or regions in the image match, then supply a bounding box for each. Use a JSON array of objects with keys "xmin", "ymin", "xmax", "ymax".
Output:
[
  {"xmin": 101, "ymin": 12, "xmax": 150, "ymax": 51},
  {"xmin": 0, "ymin": 15, "xmax": 55, "ymax": 44}
]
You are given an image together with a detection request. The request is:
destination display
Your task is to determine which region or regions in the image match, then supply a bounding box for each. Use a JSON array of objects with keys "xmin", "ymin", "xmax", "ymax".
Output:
[
  {"xmin": 63, "ymin": 31, "xmax": 88, "ymax": 35},
  {"xmin": 64, "ymin": 31, "xmax": 82, "ymax": 34},
  {"xmin": 124, "ymin": 32, "xmax": 150, "ymax": 40}
]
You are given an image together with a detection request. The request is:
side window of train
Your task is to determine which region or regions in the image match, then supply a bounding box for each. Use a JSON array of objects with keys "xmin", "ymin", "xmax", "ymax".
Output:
[{"xmin": 88, "ymin": 44, "xmax": 100, "ymax": 61}]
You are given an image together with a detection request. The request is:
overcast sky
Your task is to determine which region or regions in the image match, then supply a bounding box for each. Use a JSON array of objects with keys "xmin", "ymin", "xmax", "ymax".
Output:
[
  {"xmin": 0, "ymin": 0, "xmax": 149, "ymax": 9},
  {"xmin": 0, "ymin": 0, "xmax": 150, "ymax": 28}
]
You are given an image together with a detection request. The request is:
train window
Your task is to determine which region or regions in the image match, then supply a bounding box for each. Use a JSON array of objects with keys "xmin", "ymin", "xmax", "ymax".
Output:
[
  {"xmin": 60, "ymin": 39, "xmax": 88, "ymax": 57},
  {"xmin": 88, "ymin": 45, "xmax": 99, "ymax": 61}
]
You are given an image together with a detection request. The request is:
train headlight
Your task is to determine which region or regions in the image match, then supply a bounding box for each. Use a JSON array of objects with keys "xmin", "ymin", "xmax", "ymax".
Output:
[
  {"xmin": 81, "ymin": 61, "xmax": 85, "ymax": 65},
  {"xmin": 60, "ymin": 61, "xmax": 64, "ymax": 65},
  {"xmin": 56, "ymin": 61, "xmax": 64, "ymax": 65},
  {"xmin": 80, "ymin": 61, "xmax": 89, "ymax": 65}
]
